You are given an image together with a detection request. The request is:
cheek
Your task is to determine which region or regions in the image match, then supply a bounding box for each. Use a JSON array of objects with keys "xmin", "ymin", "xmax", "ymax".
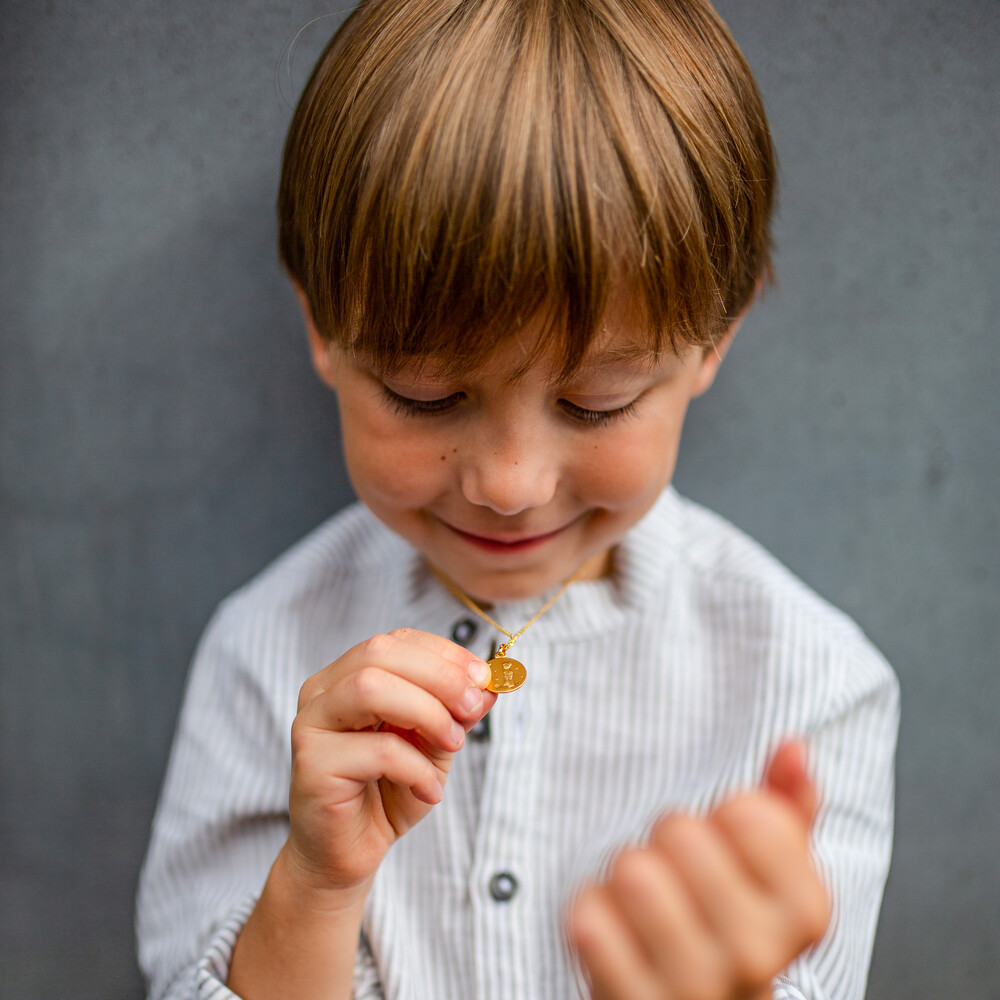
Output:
[
  {"xmin": 580, "ymin": 415, "xmax": 685, "ymax": 507},
  {"xmin": 338, "ymin": 405, "xmax": 449, "ymax": 510}
]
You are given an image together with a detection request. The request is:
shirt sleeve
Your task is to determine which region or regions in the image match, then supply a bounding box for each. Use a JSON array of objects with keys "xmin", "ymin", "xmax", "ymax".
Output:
[
  {"xmin": 192, "ymin": 901, "xmax": 383, "ymax": 1000},
  {"xmin": 772, "ymin": 974, "xmax": 808, "ymax": 1000},
  {"xmin": 774, "ymin": 634, "xmax": 900, "ymax": 1000},
  {"xmin": 135, "ymin": 599, "xmax": 385, "ymax": 1000}
]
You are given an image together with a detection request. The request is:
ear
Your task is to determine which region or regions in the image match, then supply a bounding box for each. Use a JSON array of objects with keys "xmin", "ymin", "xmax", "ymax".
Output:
[
  {"xmin": 691, "ymin": 308, "xmax": 748, "ymax": 398},
  {"xmin": 293, "ymin": 283, "xmax": 339, "ymax": 391}
]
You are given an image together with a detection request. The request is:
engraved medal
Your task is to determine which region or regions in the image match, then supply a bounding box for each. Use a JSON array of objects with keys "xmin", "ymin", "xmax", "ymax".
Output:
[{"xmin": 487, "ymin": 654, "xmax": 527, "ymax": 693}]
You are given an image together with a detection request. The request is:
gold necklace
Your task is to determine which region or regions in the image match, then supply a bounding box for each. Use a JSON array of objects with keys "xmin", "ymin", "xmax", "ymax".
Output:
[{"xmin": 430, "ymin": 565, "xmax": 580, "ymax": 693}]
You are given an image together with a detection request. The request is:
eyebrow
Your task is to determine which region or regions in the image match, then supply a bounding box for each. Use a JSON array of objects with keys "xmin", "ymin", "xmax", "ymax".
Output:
[{"xmin": 571, "ymin": 346, "xmax": 665, "ymax": 374}]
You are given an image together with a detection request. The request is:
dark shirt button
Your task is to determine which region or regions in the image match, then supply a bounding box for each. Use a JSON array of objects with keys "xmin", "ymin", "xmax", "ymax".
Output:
[
  {"xmin": 468, "ymin": 714, "xmax": 491, "ymax": 743},
  {"xmin": 488, "ymin": 871, "xmax": 519, "ymax": 902},
  {"xmin": 450, "ymin": 618, "xmax": 479, "ymax": 644}
]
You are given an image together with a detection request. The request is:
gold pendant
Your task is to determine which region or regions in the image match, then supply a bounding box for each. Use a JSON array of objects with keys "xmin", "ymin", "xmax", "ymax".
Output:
[{"xmin": 486, "ymin": 656, "xmax": 527, "ymax": 693}]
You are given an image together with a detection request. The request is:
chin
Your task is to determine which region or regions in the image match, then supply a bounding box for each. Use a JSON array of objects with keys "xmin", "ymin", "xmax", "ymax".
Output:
[{"xmin": 458, "ymin": 567, "xmax": 568, "ymax": 605}]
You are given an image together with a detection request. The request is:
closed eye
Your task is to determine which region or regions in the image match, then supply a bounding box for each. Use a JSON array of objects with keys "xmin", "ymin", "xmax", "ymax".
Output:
[
  {"xmin": 381, "ymin": 386, "xmax": 465, "ymax": 416},
  {"xmin": 380, "ymin": 383, "xmax": 641, "ymax": 426},
  {"xmin": 558, "ymin": 398, "xmax": 641, "ymax": 427}
]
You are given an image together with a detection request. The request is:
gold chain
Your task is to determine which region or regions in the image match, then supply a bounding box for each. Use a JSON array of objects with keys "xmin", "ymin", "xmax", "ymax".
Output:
[{"xmin": 429, "ymin": 565, "xmax": 578, "ymax": 657}]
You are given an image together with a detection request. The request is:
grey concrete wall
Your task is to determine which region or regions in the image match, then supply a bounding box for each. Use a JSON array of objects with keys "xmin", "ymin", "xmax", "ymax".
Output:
[{"xmin": 1, "ymin": 2, "xmax": 996, "ymax": 997}]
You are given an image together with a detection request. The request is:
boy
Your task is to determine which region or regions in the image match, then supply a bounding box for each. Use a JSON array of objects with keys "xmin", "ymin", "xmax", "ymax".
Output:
[{"xmin": 137, "ymin": 1, "xmax": 898, "ymax": 998}]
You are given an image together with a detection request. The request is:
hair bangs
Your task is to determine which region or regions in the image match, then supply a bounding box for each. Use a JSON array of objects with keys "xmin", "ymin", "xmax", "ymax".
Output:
[{"xmin": 279, "ymin": 0, "xmax": 775, "ymax": 378}]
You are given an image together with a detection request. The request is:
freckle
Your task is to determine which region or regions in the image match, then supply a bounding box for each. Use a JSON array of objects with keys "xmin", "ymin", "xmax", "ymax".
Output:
[
  {"xmin": 440, "ymin": 455, "xmax": 447, "ymax": 461},
  {"xmin": 452, "ymin": 448, "xmax": 457, "ymax": 453}
]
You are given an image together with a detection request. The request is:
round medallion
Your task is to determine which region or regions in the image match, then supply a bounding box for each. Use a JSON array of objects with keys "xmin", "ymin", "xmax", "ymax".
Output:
[{"xmin": 487, "ymin": 656, "xmax": 526, "ymax": 693}]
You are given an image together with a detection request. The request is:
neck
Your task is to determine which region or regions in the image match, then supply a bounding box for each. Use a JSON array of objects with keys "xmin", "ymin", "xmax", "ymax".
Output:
[
  {"xmin": 428, "ymin": 546, "xmax": 615, "ymax": 613},
  {"xmin": 572, "ymin": 547, "xmax": 615, "ymax": 584}
]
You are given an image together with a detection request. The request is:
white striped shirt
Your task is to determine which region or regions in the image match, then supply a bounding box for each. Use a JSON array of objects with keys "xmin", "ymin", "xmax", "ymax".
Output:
[{"xmin": 137, "ymin": 487, "xmax": 898, "ymax": 1000}]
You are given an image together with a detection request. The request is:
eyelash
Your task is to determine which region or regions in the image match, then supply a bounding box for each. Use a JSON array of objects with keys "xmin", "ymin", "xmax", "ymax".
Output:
[
  {"xmin": 557, "ymin": 398, "xmax": 641, "ymax": 427},
  {"xmin": 382, "ymin": 388, "xmax": 465, "ymax": 417},
  {"xmin": 381, "ymin": 387, "xmax": 640, "ymax": 427}
]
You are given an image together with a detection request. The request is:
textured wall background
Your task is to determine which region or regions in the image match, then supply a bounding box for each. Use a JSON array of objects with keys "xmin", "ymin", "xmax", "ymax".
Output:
[{"xmin": 1, "ymin": 2, "xmax": 996, "ymax": 997}]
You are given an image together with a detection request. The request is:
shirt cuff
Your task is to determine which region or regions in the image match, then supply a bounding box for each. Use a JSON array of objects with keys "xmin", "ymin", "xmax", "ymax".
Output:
[
  {"xmin": 772, "ymin": 974, "xmax": 808, "ymax": 1000},
  {"xmin": 353, "ymin": 928, "xmax": 385, "ymax": 1000},
  {"xmin": 193, "ymin": 896, "xmax": 258, "ymax": 999},
  {"xmin": 190, "ymin": 897, "xmax": 385, "ymax": 1000}
]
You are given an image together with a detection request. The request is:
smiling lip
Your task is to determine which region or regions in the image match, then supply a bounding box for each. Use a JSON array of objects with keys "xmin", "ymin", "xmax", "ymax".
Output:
[{"xmin": 444, "ymin": 522, "xmax": 569, "ymax": 553}]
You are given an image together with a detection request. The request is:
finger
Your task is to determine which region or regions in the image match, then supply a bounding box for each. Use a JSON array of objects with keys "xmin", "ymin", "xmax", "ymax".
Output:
[
  {"xmin": 295, "ymin": 729, "xmax": 444, "ymax": 805},
  {"xmin": 604, "ymin": 848, "xmax": 728, "ymax": 1000},
  {"xmin": 384, "ymin": 626, "xmax": 488, "ymax": 675},
  {"xmin": 298, "ymin": 667, "xmax": 467, "ymax": 752},
  {"xmin": 385, "ymin": 627, "xmax": 494, "ymax": 694},
  {"xmin": 711, "ymin": 796, "xmax": 831, "ymax": 948},
  {"xmin": 711, "ymin": 790, "xmax": 816, "ymax": 891},
  {"xmin": 344, "ymin": 631, "xmax": 492, "ymax": 722},
  {"xmin": 300, "ymin": 631, "xmax": 489, "ymax": 723},
  {"xmin": 764, "ymin": 741, "xmax": 818, "ymax": 826},
  {"xmin": 652, "ymin": 814, "xmax": 787, "ymax": 989},
  {"xmin": 465, "ymin": 690, "xmax": 498, "ymax": 731},
  {"xmin": 568, "ymin": 885, "xmax": 662, "ymax": 1000}
]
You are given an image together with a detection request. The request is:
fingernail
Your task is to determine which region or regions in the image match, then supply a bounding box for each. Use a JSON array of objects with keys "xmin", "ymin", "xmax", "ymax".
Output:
[
  {"xmin": 468, "ymin": 657, "xmax": 491, "ymax": 688},
  {"xmin": 460, "ymin": 685, "xmax": 483, "ymax": 714},
  {"xmin": 449, "ymin": 719, "xmax": 466, "ymax": 748}
]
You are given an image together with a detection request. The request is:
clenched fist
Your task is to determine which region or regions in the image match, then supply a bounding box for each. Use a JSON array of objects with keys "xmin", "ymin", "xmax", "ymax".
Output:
[{"xmin": 568, "ymin": 743, "xmax": 831, "ymax": 1000}]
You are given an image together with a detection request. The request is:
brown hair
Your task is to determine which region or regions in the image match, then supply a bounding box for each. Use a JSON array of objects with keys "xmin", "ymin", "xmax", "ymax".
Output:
[{"xmin": 278, "ymin": 0, "xmax": 776, "ymax": 377}]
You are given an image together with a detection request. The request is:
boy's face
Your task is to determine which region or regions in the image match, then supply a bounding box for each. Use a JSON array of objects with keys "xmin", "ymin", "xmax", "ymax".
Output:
[{"xmin": 304, "ymin": 300, "xmax": 735, "ymax": 604}]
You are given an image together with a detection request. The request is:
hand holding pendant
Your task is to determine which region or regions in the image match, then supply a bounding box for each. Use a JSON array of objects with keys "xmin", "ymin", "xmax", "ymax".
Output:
[{"xmin": 283, "ymin": 628, "xmax": 496, "ymax": 897}]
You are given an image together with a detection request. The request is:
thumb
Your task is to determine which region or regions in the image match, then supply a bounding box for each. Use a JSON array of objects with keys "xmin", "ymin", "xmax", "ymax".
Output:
[{"xmin": 764, "ymin": 740, "xmax": 819, "ymax": 827}]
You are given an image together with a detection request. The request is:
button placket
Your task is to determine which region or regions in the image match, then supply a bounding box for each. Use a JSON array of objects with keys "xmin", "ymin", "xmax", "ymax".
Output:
[{"xmin": 468, "ymin": 638, "xmax": 549, "ymax": 1000}]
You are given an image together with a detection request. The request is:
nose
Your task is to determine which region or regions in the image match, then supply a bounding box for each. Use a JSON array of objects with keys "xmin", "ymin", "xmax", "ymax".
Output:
[{"xmin": 459, "ymin": 424, "xmax": 559, "ymax": 516}]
